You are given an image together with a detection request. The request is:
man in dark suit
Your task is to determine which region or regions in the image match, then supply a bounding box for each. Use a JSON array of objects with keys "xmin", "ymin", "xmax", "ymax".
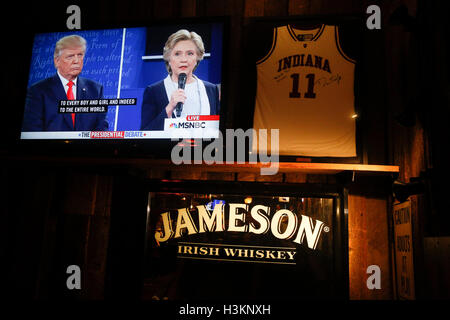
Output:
[{"xmin": 22, "ymin": 35, "xmax": 108, "ymax": 131}]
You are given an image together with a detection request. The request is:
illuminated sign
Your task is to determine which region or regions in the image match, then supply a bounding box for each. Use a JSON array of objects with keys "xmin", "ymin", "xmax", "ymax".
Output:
[
  {"xmin": 154, "ymin": 202, "xmax": 330, "ymax": 264},
  {"xmin": 145, "ymin": 192, "xmax": 341, "ymax": 300}
]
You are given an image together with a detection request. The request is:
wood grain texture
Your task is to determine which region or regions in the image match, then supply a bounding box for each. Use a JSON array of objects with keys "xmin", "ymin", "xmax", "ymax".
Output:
[{"xmin": 348, "ymin": 194, "xmax": 392, "ymax": 299}]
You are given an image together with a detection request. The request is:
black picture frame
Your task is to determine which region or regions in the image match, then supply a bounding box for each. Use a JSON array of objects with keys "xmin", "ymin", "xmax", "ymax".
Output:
[{"xmin": 138, "ymin": 179, "xmax": 350, "ymax": 300}]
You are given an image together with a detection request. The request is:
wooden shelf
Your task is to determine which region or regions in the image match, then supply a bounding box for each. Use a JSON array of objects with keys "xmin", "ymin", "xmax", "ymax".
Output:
[
  {"xmin": 4, "ymin": 155, "xmax": 399, "ymax": 175},
  {"xmin": 145, "ymin": 160, "xmax": 400, "ymax": 174}
]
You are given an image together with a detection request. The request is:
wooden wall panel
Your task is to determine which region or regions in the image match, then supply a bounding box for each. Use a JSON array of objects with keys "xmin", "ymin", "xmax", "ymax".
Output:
[
  {"xmin": 85, "ymin": 175, "xmax": 113, "ymax": 299},
  {"xmin": 132, "ymin": 1, "xmax": 155, "ymax": 21},
  {"xmin": 146, "ymin": 168, "xmax": 169, "ymax": 180},
  {"xmin": 43, "ymin": 172, "xmax": 115, "ymax": 299},
  {"xmin": 2, "ymin": 168, "xmax": 57, "ymax": 298},
  {"xmin": 244, "ymin": 0, "xmax": 265, "ymax": 17},
  {"xmin": 264, "ymin": 0, "xmax": 289, "ymax": 16},
  {"xmin": 285, "ymin": 173, "xmax": 308, "ymax": 183},
  {"xmin": 206, "ymin": 171, "xmax": 235, "ymax": 181},
  {"xmin": 288, "ymin": 0, "xmax": 311, "ymax": 15},
  {"xmin": 382, "ymin": 0, "xmax": 450, "ymax": 298},
  {"xmin": 180, "ymin": 0, "xmax": 197, "ymax": 17},
  {"xmin": 62, "ymin": 172, "xmax": 98, "ymax": 216},
  {"xmin": 306, "ymin": 174, "xmax": 327, "ymax": 184},
  {"xmin": 170, "ymin": 170, "xmax": 206, "ymax": 180},
  {"xmin": 205, "ymin": 0, "xmax": 228, "ymax": 16},
  {"xmin": 58, "ymin": 214, "xmax": 90, "ymax": 298},
  {"xmin": 307, "ymin": 0, "xmax": 323, "ymax": 15},
  {"xmin": 152, "ymin": 0, "xmax": 179, "ymax": 19},
  {"xmin": 85, "ymin": 215, "xmax": 111, "ymax": 299},
  {"xmin": 384, "ymin": 0, "xmax": 426, "ymax": 182},
  {"xmin": 33, "ymin": 173, "xmax": 59, "ymax": 299},
  {"xmin": 93, "ymin": 175, "xmax": 113, "ymax": 218},
  {"xmin": 423, "ymin": 237, "xmax": 450, "ymax": 299},
  {"xmin": 348, "ymin": 194, "xmax": 392, "ymax": 299},
  {"xmin": 255, "ymin": 172, "xmax": 283, "ymax": 182},
  {"xmin": 237, "ymin": 172, "xmax": 258, "ymax": 181}
]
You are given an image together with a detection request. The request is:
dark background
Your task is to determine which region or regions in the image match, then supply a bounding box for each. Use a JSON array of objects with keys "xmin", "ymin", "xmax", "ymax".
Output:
[{"xmin": 1, "ymin": 0, "xmax": 449, "ymax": 303}]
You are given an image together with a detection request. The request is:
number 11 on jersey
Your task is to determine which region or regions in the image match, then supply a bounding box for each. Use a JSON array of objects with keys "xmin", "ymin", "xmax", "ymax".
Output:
[{"xmin": 289, "ymin": 73, "xmax": 316, "ymax": 99}]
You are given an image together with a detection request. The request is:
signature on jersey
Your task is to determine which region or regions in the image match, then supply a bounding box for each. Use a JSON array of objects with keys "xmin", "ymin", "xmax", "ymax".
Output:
[
  {"xmin": 273, "ymin": 72, "xmax": 342, "ymax": 86},
  {"xmin": 315, "ymin": 74, "xmax": 342, "ymax": 87},
  {"xmin": 273, "ymin": 70, "xmax": 288, "ymax": 82}
]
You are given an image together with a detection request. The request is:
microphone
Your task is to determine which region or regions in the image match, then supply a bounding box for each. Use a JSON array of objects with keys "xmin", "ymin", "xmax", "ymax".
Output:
[{"xmin": 175, "ymin": 73, "xmax": 187, "ymax": 117}]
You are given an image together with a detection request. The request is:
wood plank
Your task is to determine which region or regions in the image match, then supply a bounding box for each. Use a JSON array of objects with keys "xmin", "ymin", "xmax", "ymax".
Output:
[
  {"xmin": 308, "ymin": 0, "xmax": 323, "ymax": 15},
  {"xmin": 237, "ymin": 172, "xmax": 257, "ymax": 181},
  {"xmin": 206, "ymin": 172, "xmax": 235, "ymax": 181},
  {"xmin": 348, "ymin": 194, "xmax": 392, "ymax": 299},
  {"xmin": 423, "ymin": 237, "xmax": 450, "ymax": 299},
  {"xmin": 180, "ymin": 0, "xmax": 197, "ymax": 17},
  {"xmin": 62, "ymin": 172, "xmax": 98, "ymax": 216},
  {"xmin": 152, "ymin": 0, "xmax": 177, "ymax": 19},
  {"xmin": 288, "ymin": 0, "xmax": 311, "ymax": 15},
  {"xmin": 348, "ymin": 194, "xmax": 367, "ymax": 300},
  {"xmin": 205, "ymin": 0, "xmax": 227, "ymax": 16},
  {"xmin": 284, "ymin": 173, "xmax": 308, "ymax": 183},
  {"xmin": 142, "ymin": 161, "xmax": 400, "ymax": 174},
  {"xmin": 255, "ymin": 172, "xmax": 283, "ymax": 182},
  {"xmin": 85, "ymin": 215, "xmax": 111, "ymax": 299},
  {"xmin": 93, "ymin": 175, "xmax": 113, "ymax": 217},
  {"xmin": 7, "ymin": 156, "xmax": 399, "ymax": 175},
  {"xmin": 264, "ymin": 0, "xmax": 288, "ymax": 16},
  {"xmin": 58, "ymin": 214, "xmax": 91, "ymax": 299},
  {"xmin": 244, "ymin": 0, "xmax": 265, "ymax": 17},
  {"xmin": 306, "ymin": 174, "xmax": 327, "ymax": 183}
]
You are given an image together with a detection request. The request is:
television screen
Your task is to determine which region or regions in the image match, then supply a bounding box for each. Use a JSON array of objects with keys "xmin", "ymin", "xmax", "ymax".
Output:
[{"xmin": 20, "ymin": 22, "xmax": 224, "ymax": 141}]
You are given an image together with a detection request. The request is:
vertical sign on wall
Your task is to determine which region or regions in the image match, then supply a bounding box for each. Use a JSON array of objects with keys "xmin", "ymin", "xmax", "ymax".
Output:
[{"xmin": 393, "ymin": 200, "xmax": 415, "ymax": 299}]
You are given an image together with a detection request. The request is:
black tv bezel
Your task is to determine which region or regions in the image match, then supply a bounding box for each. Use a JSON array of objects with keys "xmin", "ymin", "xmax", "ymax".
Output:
[{"xmin": 9, "ymin": 16, "xmax": 231, "ymax": 160}]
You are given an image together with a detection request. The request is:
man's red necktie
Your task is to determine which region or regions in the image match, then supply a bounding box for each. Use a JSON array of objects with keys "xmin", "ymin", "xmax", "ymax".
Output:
[{"xmin": 67, "ymin": 80, "xmax": 75, "ymax": 127}]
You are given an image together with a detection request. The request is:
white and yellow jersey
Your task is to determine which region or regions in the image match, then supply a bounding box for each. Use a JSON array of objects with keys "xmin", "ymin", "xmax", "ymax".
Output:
[{"xmin": 252, "ymin": 24, "xmax": 356, "ymax": 157}]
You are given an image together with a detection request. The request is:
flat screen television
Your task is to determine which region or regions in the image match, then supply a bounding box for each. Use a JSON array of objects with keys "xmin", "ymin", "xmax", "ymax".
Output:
[{"xmin": 16, "ymin": 18, "xmax": 228, "ymax": 157}]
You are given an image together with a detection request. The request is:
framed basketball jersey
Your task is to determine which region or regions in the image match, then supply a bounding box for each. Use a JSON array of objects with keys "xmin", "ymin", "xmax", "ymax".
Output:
[{"xmin": 252, "ymin": 24, "xmax": 357, "ymax": 157}]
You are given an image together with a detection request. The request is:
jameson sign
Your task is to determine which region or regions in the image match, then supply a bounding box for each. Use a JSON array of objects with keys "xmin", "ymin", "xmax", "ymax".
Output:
[{"xmin": 154, "ymin": 202, "xmax": 330, "ymax": 265}]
